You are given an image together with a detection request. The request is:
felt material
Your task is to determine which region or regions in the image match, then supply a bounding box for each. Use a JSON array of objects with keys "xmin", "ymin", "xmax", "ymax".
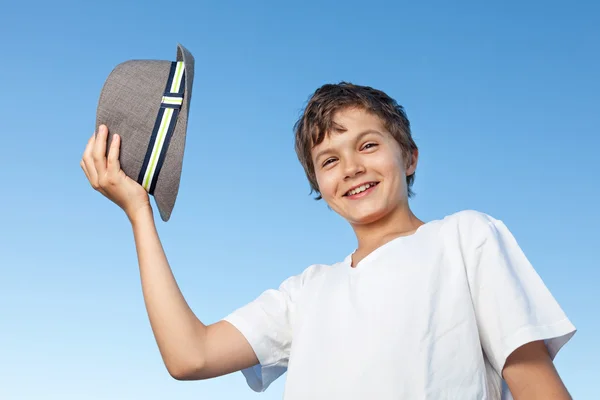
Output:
[{"xmin": 96, "ymin": 44, "xmax": 194, "ymax": 221}]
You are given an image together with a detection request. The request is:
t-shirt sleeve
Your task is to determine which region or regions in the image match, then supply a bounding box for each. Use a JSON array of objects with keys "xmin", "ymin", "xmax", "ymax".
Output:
[
  {"xmin": 462, "ymin": 212, "xmax": 576, "ymax": 376},
  {"xmin": 223, "ymin": 269, "xmax": 307, "ymax": 392}
]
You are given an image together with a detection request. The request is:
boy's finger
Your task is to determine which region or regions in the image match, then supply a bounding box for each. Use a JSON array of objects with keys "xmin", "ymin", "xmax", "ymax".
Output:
[
  {"xmin": 80, "ymin": 159, "xmax": 90, "ymax": 179},
  {"xmin": 82, "ymin": 133, "xmax": 94, "ymax": 162},
  {"xmin": 107, "ymin": 134, "xmax": 121, "ymax": 174},
  {"xmin": 82, "ymin": 132, "xmax": 99, "ymax": 185},
  {"xmin": 92, "ymin": 125, "xmax": 108, "ymax": 175},
  {"xmin": 84, "ymin": 132, "xmax": 94, "ymax": 150}
]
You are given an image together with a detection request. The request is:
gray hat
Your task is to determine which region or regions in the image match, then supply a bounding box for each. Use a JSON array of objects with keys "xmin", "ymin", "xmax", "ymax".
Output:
[{"xmin": 96, "ymin": 43, "xmax": 194, "ymax": 221}]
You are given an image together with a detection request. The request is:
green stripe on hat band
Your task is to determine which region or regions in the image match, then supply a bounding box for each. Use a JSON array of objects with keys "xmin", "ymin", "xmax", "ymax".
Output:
[
  {"xmin": 142, "ymin": 107, "xmax": 174, "ymax": 190},
  {"xmin": 170, "ymin": 62, "xmax": 185, "ymax": 93}
]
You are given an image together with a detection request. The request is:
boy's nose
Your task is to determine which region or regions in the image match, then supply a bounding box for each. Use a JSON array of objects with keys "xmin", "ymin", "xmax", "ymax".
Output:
[{"xmin": 343, "ymin": 158, "xmax": 366, "ymax": 179}]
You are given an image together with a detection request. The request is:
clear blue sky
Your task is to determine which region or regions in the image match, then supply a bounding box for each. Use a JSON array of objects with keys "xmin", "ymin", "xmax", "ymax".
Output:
[{"xmin": 1, "ymin": 1, "xmax": 598, "ymax": 399}]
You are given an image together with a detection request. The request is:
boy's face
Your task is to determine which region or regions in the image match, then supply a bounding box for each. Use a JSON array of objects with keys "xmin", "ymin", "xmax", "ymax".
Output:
[{"xmin": 311, "ymin": 107, "xmax": 417, "ymax": 226}]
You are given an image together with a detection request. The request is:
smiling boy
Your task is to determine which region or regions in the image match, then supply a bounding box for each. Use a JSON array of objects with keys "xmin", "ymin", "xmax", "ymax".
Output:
[{"xmin": 81, "ymin": 82, "xmax": 575, "ymax": 399}]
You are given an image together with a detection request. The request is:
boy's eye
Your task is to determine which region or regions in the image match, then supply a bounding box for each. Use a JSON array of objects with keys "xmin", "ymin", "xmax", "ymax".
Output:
[
  {"xmin": 322, "ymin": 158, "xmax": 336, "ymax": 167},
  {"xmin": 362, "ymin": 142, "xmax": 378, "ymax": 150}
]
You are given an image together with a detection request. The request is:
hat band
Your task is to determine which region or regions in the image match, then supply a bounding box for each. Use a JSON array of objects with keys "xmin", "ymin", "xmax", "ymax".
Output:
[{"xmin": 137, "ymin": 61, "xmax": 186, "ymax": 195}]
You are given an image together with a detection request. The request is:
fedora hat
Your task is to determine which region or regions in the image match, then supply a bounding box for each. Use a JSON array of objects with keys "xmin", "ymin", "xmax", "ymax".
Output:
[{"xmin": 95, "ymin": 43, "xmax": 194, "ymax": 222}]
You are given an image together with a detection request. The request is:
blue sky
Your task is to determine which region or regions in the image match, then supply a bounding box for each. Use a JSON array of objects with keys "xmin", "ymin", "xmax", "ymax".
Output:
[{"xmin": 1, "ymin": 0, "xmax": 598, "ymax": 398}]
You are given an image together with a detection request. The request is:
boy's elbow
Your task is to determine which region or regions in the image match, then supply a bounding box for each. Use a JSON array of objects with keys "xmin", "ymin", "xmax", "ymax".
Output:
[{"xmin": 166, "ymin": 356, "xmax": 207, "ymax": 381}]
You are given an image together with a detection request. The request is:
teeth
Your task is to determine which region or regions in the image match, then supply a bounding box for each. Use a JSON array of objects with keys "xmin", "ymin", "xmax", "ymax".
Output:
[{"xmin": 347, "ymin": 182, "xmax": 376, "ymax": 196}]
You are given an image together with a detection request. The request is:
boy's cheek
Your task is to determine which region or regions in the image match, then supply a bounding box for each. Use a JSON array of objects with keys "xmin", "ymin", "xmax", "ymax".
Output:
[{"xmin": 315, "ymin": 175, "xmax": 334, "ymax": 198}]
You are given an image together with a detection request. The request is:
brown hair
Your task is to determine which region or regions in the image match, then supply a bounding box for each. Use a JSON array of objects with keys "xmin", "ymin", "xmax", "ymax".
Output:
[{"xmin": 294, "ymin": 82, "xmax": 418, "ymax": 200}]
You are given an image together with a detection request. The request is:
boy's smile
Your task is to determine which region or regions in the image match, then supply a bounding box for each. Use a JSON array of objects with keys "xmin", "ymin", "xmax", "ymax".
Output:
[
  {"xmin": 343, "ymin": 181, "xmax": 379, "ymax": 198},
  {"xmin": 311, "ymin": 107, "xmax": 417, "ymax": 227}
]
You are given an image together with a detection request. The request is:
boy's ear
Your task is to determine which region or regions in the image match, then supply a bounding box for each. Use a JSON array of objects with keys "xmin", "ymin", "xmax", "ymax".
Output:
[{"xmin": 406, "ymin": 149, "xmax": 419, "ymax": 175}]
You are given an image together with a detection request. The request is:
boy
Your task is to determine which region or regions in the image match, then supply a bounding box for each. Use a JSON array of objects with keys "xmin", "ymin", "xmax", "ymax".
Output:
[{"xmin": 81, "ymin": 82, "xmax": 575, "ymax": 399}]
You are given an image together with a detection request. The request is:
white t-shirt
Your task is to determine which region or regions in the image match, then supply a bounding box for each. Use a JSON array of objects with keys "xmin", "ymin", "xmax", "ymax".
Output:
[{"xmin": 224, "ymin": 210, "xmax": 575, "ymax": 399}]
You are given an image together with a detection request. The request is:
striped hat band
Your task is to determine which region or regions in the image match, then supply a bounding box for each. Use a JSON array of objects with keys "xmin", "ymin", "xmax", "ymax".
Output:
[{"xmin": 137, "ymin": 61, "xmax": 186, "ymax": 194}]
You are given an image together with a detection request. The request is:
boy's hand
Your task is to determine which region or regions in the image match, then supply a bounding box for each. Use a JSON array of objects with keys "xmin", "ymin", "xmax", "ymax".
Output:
[{"xmin": 81, "ymin": 124, "xmax": 151, "ymax": 221}]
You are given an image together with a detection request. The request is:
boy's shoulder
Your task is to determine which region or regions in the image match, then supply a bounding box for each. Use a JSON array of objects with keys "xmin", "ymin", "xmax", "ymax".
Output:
[
  {"xmin": 439, "ymin": 208, "xmax": 497, "ymax": 227},
  {"xmin": 434, "ymin": 209, "xmax": 503, "ymax": 241}
]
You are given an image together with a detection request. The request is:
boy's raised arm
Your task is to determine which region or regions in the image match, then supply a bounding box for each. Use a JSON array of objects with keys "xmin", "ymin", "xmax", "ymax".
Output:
[
  {"xmin": 130, "ymin": 207, "xmax": 259, "ymax": 380},
  {"xmin": 81, "ymin": 126, "xmax": 258, "ymax": 380}
]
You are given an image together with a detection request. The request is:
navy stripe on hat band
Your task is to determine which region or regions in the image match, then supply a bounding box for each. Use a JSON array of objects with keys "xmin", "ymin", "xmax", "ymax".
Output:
[
  {"xmin": 149, "ymin": 107, "xmax": 179, "ymax": 194},
  {"xmin": 161, "ymin": 103, "xmax": 183, "ymax": 109}
]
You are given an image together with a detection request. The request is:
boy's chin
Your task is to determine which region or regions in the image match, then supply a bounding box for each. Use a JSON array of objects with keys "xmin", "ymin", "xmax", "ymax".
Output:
[{"xmin": 342, "ymin": 208, "xmax": 390, "ymax": 226}]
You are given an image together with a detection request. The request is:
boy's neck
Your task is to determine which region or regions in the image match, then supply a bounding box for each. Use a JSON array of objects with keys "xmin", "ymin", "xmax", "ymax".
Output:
[{"xmin": 350, "ymin": 204, "xmax": 423, "ymax": 267}]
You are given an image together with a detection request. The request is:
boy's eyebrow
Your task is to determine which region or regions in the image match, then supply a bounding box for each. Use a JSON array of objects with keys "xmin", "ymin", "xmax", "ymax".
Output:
[
  {"xmin": 313, "ymin": 129, "xmax": 383, "ymax": 164},
  {"xmin": 313, "ymin": 147, "xmax": 333, "ymax": 164}
]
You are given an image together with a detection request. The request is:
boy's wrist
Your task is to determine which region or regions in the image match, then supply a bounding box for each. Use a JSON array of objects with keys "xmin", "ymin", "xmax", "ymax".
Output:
[{"xmin": 127, "ymin": 204, "xmax": 154, "ymax": 226}]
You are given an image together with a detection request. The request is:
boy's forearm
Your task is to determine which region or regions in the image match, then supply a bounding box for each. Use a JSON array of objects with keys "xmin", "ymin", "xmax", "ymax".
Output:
[{"xmin": 130, "ymin": 207, "xmax": 207, "ymax": 378}]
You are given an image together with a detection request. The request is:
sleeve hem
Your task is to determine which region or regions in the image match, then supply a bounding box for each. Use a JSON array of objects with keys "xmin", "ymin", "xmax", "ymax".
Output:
[
  {"xmin": 223, "ymin": 313, "xmax": 266, "ymax": 391},
  {"xmin": 499, "ymin": 318, "xmax": 576, "ymax": 373},
  {"xmin": 223, "ymin": 313, "xmax": 287, "ymax": 392}
]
